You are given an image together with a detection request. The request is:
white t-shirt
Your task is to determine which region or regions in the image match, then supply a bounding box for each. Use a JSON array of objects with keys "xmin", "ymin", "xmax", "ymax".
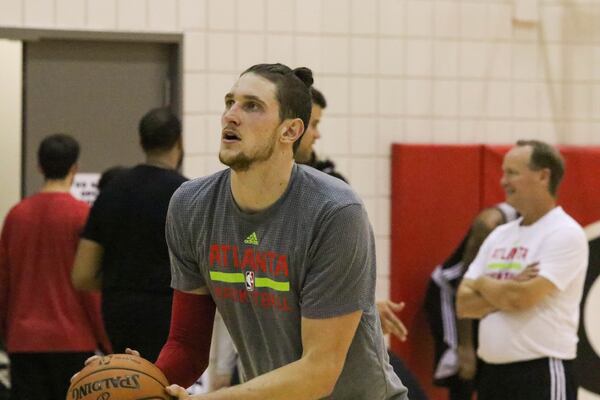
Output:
[{"xmin": 464, "ymin": 206, "xmax": 588, "ymax": 363}]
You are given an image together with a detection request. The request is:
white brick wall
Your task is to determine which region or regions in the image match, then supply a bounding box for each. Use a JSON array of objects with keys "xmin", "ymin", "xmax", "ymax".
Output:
[{"xmin": 1, "ymin": 0, "xmax": 600, "ymax": 303}]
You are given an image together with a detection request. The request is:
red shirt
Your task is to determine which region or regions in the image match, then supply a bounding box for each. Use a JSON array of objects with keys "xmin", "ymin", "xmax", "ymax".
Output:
[{"xmin": 0, "ymin": 192, "xmax": 111, "ymax": 353}]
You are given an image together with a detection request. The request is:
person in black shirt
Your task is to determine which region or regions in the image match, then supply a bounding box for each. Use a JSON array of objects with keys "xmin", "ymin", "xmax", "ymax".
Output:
[{"xmin": 72, "ymin": 108, "xmax": 187, "ymax": 362}]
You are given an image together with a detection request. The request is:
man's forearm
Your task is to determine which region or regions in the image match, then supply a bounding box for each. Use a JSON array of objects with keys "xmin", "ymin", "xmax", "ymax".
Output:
[
  {"xmin": 193, "ymin": 354, "xmax": 339, "ymax": 400},
  {"xmin": 72, "ymin": 239, "xmax": 103, "ymax": 290},
  {"xmin": 456, "ymin": 281, "xmax": 497, "ymax": 319},
  {"xmin": 456, "ymin": 318, "xmax": 474, "ymax": 347},
  {"xmin": 474, "ymin": 276, "xmax": 519, "ymax": 311}
]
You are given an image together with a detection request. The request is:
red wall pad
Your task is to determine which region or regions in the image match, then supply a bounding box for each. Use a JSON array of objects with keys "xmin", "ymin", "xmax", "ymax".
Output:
[
  {"xmin": 555, "ymin": 146, "xmax": 600, "ymax": 227},
  {"xmin": 390, "ymin": 144, "xmax": 482, "ymax": 400}
]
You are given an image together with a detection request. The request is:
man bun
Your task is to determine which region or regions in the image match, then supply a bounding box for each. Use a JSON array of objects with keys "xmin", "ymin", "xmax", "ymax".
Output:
[{"xmin": 293, "ymin": 67, "xmax": 314, "ymax": 88}]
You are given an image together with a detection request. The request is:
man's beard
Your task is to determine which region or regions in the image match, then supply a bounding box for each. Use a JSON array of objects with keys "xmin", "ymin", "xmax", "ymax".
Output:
[{"xmin": 219, "ymin": 133, "xmax": 277, "ymax": 172}]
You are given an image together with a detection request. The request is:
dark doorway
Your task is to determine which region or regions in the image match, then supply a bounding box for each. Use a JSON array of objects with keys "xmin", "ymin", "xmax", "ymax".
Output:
[{"xmin": 23, "ymin": 38, "xmax": 180, "ymax": 196}]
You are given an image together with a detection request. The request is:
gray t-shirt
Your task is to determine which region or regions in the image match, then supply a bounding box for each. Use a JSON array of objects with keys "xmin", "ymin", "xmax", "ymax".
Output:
[{"xmin": 167, "ymin": 164, "xmax": 408, "ymax": 399}]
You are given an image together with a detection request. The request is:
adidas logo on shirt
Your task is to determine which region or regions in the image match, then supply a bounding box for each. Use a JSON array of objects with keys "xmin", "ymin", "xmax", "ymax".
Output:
[{"xmin": 244, "ymin": 232, "xmax": 259, "ymax": 245}]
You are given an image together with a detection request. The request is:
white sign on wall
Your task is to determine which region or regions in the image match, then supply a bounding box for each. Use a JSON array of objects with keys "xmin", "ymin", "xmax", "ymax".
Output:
[{"xmin": 70, "ymin": 173, "xmax": 100, "ymax": 205}]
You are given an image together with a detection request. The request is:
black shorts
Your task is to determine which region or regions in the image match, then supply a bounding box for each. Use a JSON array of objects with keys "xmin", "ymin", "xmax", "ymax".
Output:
[{"xmin": 478, "ymin": 357, "xmax": 577, "ymax": 400}]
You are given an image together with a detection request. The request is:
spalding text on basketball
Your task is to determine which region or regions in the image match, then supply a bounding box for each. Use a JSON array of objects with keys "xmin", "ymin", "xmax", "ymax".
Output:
[{"xmin": 71, "ymin": 375, "xmax": 140, "ymax": 400}]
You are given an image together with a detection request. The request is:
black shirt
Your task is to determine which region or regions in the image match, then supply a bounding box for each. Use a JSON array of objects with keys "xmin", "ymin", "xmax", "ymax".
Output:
[{"xmin": 82, "ymin": 164, "xmax": 187, "ymax": 294}]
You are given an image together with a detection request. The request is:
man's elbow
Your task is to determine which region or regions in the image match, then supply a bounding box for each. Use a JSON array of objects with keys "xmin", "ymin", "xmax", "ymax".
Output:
[
  {"xmin": 317, "ymin": 363, "xmax": 343, "ymax": 397},
  {"xmin": 456, "ymin": 303, "xmax": 479, "ymax": 320},
  {"xmin": 71, "ymin": 268, "xmax": 99, "ymax": 291},
  {"xmin": 456, "ymin": 292, "xmax": 476, "ymax": 319},
  {"xmin": 455, "ymin": 302, "xmax": 469, "ymax": 319},
  {"xmin": 306, "ymin": 355, "xmax": 345, "ymax": 397},
  {"xmin": 71, "ymin": 272, "xmax": 89, "ymax": 290}
]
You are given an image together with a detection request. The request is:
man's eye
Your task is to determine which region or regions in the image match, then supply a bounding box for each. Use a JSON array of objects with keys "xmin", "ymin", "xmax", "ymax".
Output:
[
  {"xmin": 225, "ymin": 100, "xmax": 234, "ymax": 108},
  {"xmin": 245, "ymin": 102, "xmax": 260, "ymax": 111}
]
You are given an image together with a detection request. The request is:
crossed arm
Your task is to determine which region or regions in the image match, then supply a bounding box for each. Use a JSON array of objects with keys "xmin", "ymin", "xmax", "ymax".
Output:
[{"xmin": 456, "ymin": 267, "xmax": 557, "ymax": 319}]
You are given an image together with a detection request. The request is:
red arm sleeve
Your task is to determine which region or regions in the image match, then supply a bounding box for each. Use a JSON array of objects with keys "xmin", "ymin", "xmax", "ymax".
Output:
[{"xmin": 155, "ymin": 290, "xmax": 216, "ymax": 388}]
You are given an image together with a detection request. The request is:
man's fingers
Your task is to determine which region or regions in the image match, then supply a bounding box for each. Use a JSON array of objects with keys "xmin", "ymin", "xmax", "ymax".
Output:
[
  {"xmin": 381, "ymin": 313, "xmax": 408, "ymax": 341},
  {"xmin": 125, "ymin": 348, "xmax": 141, "ymax": 357},
  {"xmin": 72, "ymin": 355, "xmax": 99, "ymax": 383},
  {"xmin": 85, "ymin": 355, "xmax": 100, "ymax": 365},
  {"xmin": 165, "ymin": 385, "xmax": 189, "ymax": 399},
  {"xmin": 387, "ymin": 300, "xmax": 405, "ymax": 312},
  {"xmin": 388, "ymin": 319, "xmax": 408, "ymax": 341}
]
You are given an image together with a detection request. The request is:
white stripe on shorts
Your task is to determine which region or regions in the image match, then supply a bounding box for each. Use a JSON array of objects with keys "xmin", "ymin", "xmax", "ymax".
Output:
[{"xmin": 549, "ymin": 358, "xmax": 566, "ymax": 400}]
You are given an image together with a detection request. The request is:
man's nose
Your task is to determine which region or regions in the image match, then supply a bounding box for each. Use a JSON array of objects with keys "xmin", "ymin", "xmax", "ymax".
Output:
[{"xmin": 222, "ymin": 105, "xmax": 240, "ymax": 125}]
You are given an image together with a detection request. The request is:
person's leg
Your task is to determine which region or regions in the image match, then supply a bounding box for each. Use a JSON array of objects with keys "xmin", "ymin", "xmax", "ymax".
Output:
[
  {"xmin": 136, "ymin": 295, "xmax": 172, "ymax": 362},
  {"xmin": 448, "ymin": 378, "xmax": 474, "ymax": 400},
  {"xmin": 507, "ymin": 358, "xmax": 550, "ymax": 400},
  {"xmin": 9, "ymin": 353, "xmax": 49, "ymax": 400},
  {"xmin": 102, "ymin": 294, "xmax": 131, "ymax": 355},
  {"xmin": 476, "ymin": 360, "xmax": 508, "ymax": 400},
  {"xmin": 524, "ymin": 358, "xmax": 577, "ymax": 400},
  {"xmin": 387, "ymin": 350, "xmax": 429, "ymax": 400},
  {"xmin": 562, "ymin": 360, "xmax": 578, "ymax": 400},
  {"xmin": 45, "ymin": 352, "xmax": 94, "ymax": 400},
  {"xmin": 492, "ymin": 357, "xmax": 573, "ymax": 400},
  {"xmin": 104, "ymin": 293, "xmax": 171, "ymax": 362}
]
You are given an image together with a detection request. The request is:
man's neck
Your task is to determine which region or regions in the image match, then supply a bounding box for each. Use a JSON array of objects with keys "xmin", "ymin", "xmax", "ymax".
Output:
[
  {"xmin": 519, "ymin": 198, "xmax": 557, "ymax": 226},
  {"xmin": 41, "ymin": 178, "xmax": 72, "ymax": 193},
  {"xmin": 230, "ymin": 157, "xmax": 295, "ymax": 213},
  {"xmin": 145, "ymin": 150, "xmax": 178, "ymax": 170}
]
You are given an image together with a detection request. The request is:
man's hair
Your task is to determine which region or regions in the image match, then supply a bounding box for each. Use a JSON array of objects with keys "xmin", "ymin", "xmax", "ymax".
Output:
[
  {"xmin": 311, "ymin": 87, "xmax": 327, "ymax": 109},
  {"xmin": 241, "ymin": 63, "xmax": 313, "ymax": 153},
  {"xmin": 139, "ymin": 107, "xmax": 182, "ymax": 153},
  {"xmin": 37, "ymin": 133, "xmax": 80, "ymax": 180},
  {"xmin": 516, "ymin": 139, "xmax": 565, "ymax": 196}
]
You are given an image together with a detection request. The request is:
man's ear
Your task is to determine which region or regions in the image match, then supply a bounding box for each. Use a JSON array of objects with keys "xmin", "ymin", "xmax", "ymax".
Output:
[
  {"xmin": 539, "ymin": 167, "xmax": 551, "ymax": 188},
  {"xmin": 280, "ymin": 118, "xmax": 304, "ymax": 145},
  {"xmin": 70, "ymin": 163, "xmax": 79, "ymax": 175}
]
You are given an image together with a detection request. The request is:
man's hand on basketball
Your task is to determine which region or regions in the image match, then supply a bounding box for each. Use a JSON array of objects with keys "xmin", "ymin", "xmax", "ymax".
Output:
[
  {"xmin": 71, "ymin": 348, "xmax": 142, "ymax": 382},
  {"xmin": 376, "ymin": 300, "xmax": 408, "ymax": 341},
  {"xmin": 125, "ymin": 347, "xmax": 141, "ymax": 357},
  {"xmin": 165, "ymin": 384, "xmax": 192, "ymax": 399}
]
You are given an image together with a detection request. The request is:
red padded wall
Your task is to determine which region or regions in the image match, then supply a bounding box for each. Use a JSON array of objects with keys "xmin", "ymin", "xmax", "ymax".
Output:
[{"xmin": 390, "ymin": 144, "xmax": 482, "ymax": 400}]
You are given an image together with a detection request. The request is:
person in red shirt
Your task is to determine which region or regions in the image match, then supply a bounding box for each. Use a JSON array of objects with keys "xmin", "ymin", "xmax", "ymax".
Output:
[{"xmin": 0, "ymin": 134, "xmax": 111, "ymax": 400}]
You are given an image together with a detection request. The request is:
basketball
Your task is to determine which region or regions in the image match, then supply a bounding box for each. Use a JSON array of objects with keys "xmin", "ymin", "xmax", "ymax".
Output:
[{"xmin": 67, "ymin": 354, "xmax": 172, "ymax": 400}]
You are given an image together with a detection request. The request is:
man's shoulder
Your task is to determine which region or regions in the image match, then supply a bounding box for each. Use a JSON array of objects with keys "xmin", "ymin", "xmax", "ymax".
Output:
[
  {"xmin": 170, "ymin": 168, "xmax": 229, "ymax": 209},
  {"xmin": 123, "ymin": 165, "xmax": 187, "ymax": 185},
  {"xmin": 3, "ymin": 198, "xmax": 31, "ymax": 223},
  {"xmin": 296, "ymin": 164, "xmax": 360, "ymax": 209},
  {"xmin": 6, "ymin": 193, "xmax": 88, "ymax": 225},
  {"xmin": 544, "ymin": 208, "xmax": 587, "ymax": 242},
  {"xmin": 483, "ymin": 218, "xmax": 519, "ymax": 241}
]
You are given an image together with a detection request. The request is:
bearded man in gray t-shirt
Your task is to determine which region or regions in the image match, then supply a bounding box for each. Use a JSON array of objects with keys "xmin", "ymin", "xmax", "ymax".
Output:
[{"xmin": 156, "ymin": 63, "xmax": 408, "ymax": 400}]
